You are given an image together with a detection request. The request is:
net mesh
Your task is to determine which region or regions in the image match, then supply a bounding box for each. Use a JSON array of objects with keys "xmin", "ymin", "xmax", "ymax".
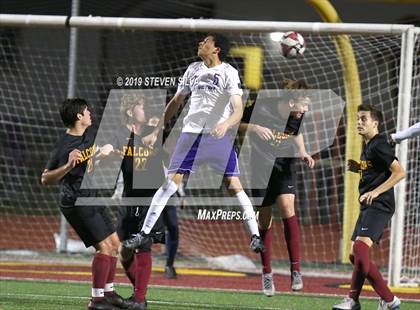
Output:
[{"xmin": 0, "ymin": 26, "xmax": 419, "ymax": 283}]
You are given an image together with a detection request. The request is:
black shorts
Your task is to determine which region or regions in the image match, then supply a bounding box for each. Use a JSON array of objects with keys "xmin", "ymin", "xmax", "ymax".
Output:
[
  {"xmin": 117, "ymin": 205, "xmax": 165, "ymax": 245},
  {"xmin": 60, "ymin": 205, "xmax": 115, "ymax": 248},
  {"xmin": 252, "ymin": 158, "xmax": 296, "ymax": 207},
  {"xmin": 351, "ymin": 204, "xmax": 394, "ymax": 243}
]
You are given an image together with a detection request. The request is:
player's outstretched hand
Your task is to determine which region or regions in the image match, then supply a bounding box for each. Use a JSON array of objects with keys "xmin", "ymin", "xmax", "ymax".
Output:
[
  {"xmin": 67, "ymin": 149, "xmax": 82, "ymax": 168},
  {"xmin": 359, "ymin": 190, "xmax": 379, "ymax": 205},
  {"xmin": 96, "ymin": 144, "xmax": 114, "ymax": 158},
  {"xmin": 142, "ymin": 132, "xmax": 158, "ymax": 148},
  {"xmin": 301, "ymin": 152, "xmax": 315, "ymax": 168},
  {"xmin": 211, "ymin": 122, "xmax": 229, "ymax": 139},
  {"xmin": 347, "ymin": 159, "xmax": 360, "ymax": 173},
  {"xmin": 252, "ymin": 124, "xmax": 274, "ymax": 141}
]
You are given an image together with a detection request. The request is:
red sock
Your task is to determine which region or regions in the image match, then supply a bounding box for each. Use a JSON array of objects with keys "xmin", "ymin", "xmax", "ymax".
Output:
[
  {"xmin": 367, "ymin": 262, "xmax": 394, "ymax": 302},
  {"xmin": 92, "ymin": 253, "xmax": 111, "ymax": 302},
  {"xmin": 349, "ymin": 240, "xmax": 370, "ymax": 301},
  {"xmin": 259, "ymin": 226, "xmax": 272, "ymax": 274},
  {"xmin": 283, "ymin": 215, "xmax": 301, "ymax": 272},
  {"xmin": 105, "ymin": 256, "xmax": 117, "ymax": 297},
  {"xmin": 350, "ymin": 255, "xmax": 394, "ymax": 303},
  {"xmin": 121, "ymin": 256, "xmax": 136, "ymax": 286},
  {"xmin": 135, "ymin": 251, "xmax": 152, "ymax": 303}
]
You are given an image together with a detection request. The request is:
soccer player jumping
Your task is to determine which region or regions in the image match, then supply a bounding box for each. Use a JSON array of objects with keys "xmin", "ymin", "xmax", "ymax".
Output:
[
  {"xmin": 333, "ymin": 104, "xmax": 405, "ymax": 310},
  {"xmin": 123, "ymin": 33, "xmax": 264, "ymax": 253}
]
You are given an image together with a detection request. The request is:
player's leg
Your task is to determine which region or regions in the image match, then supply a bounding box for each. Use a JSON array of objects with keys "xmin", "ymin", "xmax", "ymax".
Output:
[
  {"xmin": 258, "ymin": 206, "xmax": 275, "ymax": 296},
  {"xmin": 133, "ymin": 210, "xmax": 166, "ymax": 309},
  {"xmin": 117, "ymin": 206, "xmax": 136, "ymax": 286},
  {"xmin": 277, "ymin": 194, "xmax": 303, "ymax": 291},
  {"xmin": 163, "ymin": 205, "xmax": 179, "ymax": 279},
  {"xmin": 347, "ymin": 246, "xmax": 399, "ymax": 310},
  {"xmin": 93, "ymin": 208, "xmax": 132, "ymax": 309},
  {"xmin": 141, "ymin": 173, "xmax": 182, "ymax": 234},
  {"xmin": 223, "ymin": 176, "xmax": 263, "ymax": 253},
  {"xmin": 124, "ymin": 133, "xmax": 200, "ymax": 250},
  {"xmin": 60, "ymin": 206, "xmax": 119, "ymax": 310},
  {"xmin": 333, "ymin": 207, "xmax": 397, "ymax": 310},
  {"xmin": 119, "ymin": 244, "xmax": 136, "ymax": 286},
  {"xmin": 133, "ymin": 239, "xmax": 153, "ymax": 309},
  {"xmin": 123, "ymin": 173, "xmax": 182, "ymax": 250}
]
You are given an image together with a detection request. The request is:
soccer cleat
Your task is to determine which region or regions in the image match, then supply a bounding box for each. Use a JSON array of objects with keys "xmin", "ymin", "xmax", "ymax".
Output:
[
  {"xmin": 332, "ymin": 297, "xmax": 361, "ymax": 310},
  {"xmin": 262, "ymin": 272, "xmax": 275, "ymax": 296},
  {"xmin": 165, "ymin": 265, "xmax": 178, "ymax": 279},
  {"xmin": 377, "ymin": 296, "xmax": 401, "ymax": 310},
  {"xmin": 291, "ymin": 270, "xmax": 303, "ymax": 291},
  {"xmin": 87, "ymin": 298, "xmax": 118, "ymax": 310},
  {"xmin": 250, "ymin": 234, "xmax": 265, "ymax": 253},
  {"xmin": 104, "ymin": 292, "xmax": 136, "ymax": 309},
  {"xmin": 127, "ymin": 299, "xmax": 147, "ymax": 310},
  {"xmin": 123, "ymin": 231, "xmax": 150, "ymax": 250}
]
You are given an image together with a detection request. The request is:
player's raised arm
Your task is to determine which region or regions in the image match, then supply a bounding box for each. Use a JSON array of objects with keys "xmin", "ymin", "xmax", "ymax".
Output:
[
  {"xmin": 359, "ymin": 159, "xmax": 405, "ymax": 205},
  {"xmin": 41, "ymin": 149, "xmax": 82, "ymax": 185},
  {"xmin": 390, "ymin": 121, "xmax": 420, "ymax": 144},
  {"xmin": 142, "ymin": 91, "xmax": 186, "ymax": 148}
]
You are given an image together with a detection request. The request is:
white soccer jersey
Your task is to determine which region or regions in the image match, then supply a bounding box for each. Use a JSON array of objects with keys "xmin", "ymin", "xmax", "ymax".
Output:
[{"xmin": 177, "ymin": 61, "xmax": 243, "ymax": 133}]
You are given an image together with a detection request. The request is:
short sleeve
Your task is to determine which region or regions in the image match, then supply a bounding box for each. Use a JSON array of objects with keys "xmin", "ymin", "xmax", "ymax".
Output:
[
  {"xmin": 226, "ymin": 68, "xmax": 243, "ymax": 96},
  {"xmin": 372, "ymin": 141, "xmax": 397, "ymax": 168},
  {"xmin": 177, "ymin": 65, "xmax": 192, "ymax": 96}
]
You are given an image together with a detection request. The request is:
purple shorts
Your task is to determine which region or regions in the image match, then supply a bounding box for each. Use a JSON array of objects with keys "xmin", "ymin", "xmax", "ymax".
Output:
[{"xmin": 167, "ymin": 132, "xmax": 240, "ymax": 176}]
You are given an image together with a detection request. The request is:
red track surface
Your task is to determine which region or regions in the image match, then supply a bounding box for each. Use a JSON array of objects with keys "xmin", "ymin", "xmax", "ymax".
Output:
[{"xmin": 1, "ymin": 262, "xmax": 419, "ymax": 300}]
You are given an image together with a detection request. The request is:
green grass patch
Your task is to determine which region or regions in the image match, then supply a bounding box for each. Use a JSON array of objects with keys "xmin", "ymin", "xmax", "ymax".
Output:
[{"xmin": 0, "ymin": 279, "xmax": 419, "ymax": 309}]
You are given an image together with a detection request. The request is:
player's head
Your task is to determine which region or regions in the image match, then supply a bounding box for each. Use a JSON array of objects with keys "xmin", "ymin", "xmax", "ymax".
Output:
[
  {"xmin": 357, "ymin": 104, "xmax": 383, "ymax": 136},
  {"xmin": 60, "ymin": 98, "xmax": 91, "ymax": 128},
  {"xmin": 198, "ymin": 33, "xmax": 230, "ymax": 61},
  {"xmin": 280, "ymin": 79, "xmax": 312, "ymax": 119},
  {"xmin": 120, "ymin": 93, "xmax": 148, "ymax": 125}
]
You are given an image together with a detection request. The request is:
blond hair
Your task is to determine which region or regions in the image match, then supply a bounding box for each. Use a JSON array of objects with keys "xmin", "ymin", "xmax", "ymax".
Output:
[{"xmin": 120, "ymin": 94, "xmax": 146, "ymax": 123}]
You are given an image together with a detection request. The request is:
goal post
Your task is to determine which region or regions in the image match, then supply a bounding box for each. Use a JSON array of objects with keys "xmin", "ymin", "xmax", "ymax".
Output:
[
  {"xmin": 0, "ymin": 14, "xmax": 419, "ymax": 287},
  {"xmin": 389, "ymin": 26, "xmax": 416, "ymax": 287}
]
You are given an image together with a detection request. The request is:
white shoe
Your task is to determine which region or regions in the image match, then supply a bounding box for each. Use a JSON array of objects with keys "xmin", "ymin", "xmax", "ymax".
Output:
[
  {"xmin": 262, "ymin": 272, "xmax": 275, "ymax": 296},
  {"xmin": 377, "ymin": 296, "xmax": 401, "ymax": 310},
  {"xmin": 291, "ymin": 270, "xmax": 303, "ymax": 291},
  {"xmin": 332, "ymin": 297, "xmax": 361, "ymax": 310}
]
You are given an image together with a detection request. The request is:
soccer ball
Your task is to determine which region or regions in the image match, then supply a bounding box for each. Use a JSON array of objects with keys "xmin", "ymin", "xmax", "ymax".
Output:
[{"xmin": 281, "ymin": 31, "xmax": 306, "ymax": 58}]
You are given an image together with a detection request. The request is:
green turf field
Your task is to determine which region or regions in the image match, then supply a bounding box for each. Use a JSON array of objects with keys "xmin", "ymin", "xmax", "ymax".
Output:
[{"xmin": 0, "ymin": 279, "xmax": 419, "ymax": 310}]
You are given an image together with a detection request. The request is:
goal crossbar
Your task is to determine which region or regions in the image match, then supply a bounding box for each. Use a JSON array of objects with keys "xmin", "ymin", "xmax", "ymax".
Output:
[{"xmin": 0, "ymin": 14, "xmax": 416, "ymax": 35}]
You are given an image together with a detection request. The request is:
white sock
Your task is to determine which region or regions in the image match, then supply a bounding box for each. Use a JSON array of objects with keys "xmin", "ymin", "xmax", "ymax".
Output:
[
  {"xmin": 236, "ymin": 191, "xmax": 260, "ymax": 237},
  {"xmin": 141, "ymin": 179, "xmax": 178, "ymax": 234},
  {"xmin": 104, "ymin": 283, "xmax": 114, "ymax": 293},
  {"xmin": 91, "ymin": 288, "xmax": 104, "ymax": 298}
]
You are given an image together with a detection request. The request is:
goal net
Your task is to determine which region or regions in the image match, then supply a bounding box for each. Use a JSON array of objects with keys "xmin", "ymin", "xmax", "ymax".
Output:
[{"xmin": 0, "ymin": 17, "xmax": 419, "ymax": 285}]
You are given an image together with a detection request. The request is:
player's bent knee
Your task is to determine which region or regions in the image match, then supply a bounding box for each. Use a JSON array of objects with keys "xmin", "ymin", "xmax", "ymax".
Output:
[
  {"xmin": 355, "ymin": 236, "xmax": 373, "ymax": 247},
  {"xmin": 258, "ymin": 207, "xmax": 272, "ymax": 229}
]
